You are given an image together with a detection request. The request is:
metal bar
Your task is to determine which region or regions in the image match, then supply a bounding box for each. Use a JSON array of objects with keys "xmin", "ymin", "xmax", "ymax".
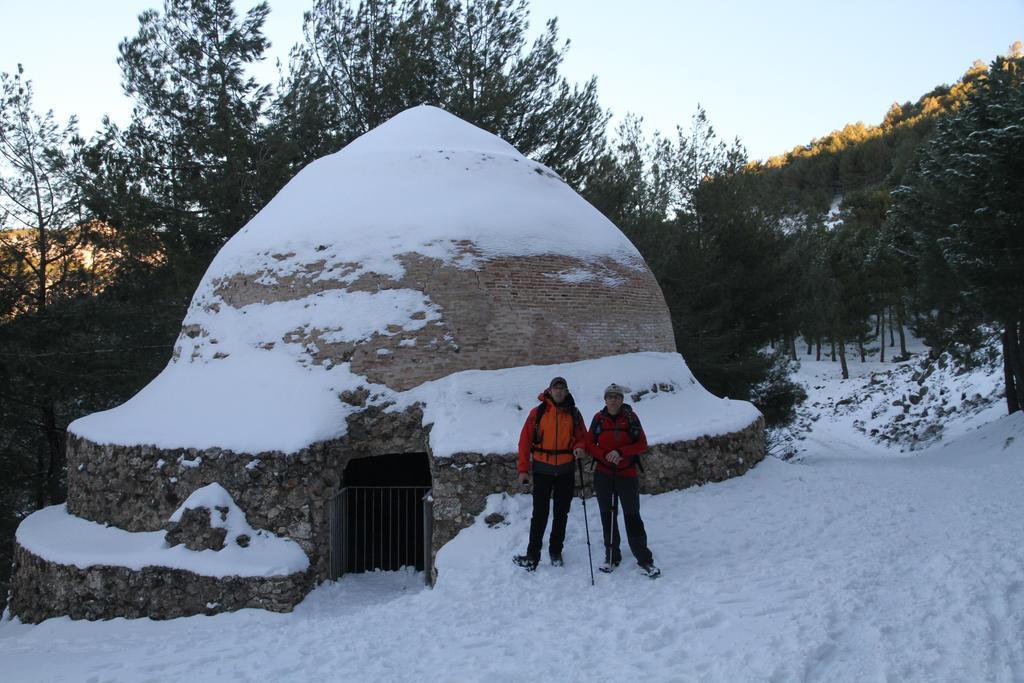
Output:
[
  {"xmin": 422, "ymin": 488, "xmax": 432, "ymax": 585},
  {"xmin": 389, "ymin": 487, "xmax": 394, "ymax": 571},
  {"xmin": 328, "ymin": 486, "xmax": 436, "ymax": 576},
  {"xmin": 341, "ymin": 489, "xmax": 348, "ymax": 577},
  {"xmin": 328, "ymin": 494, "xmax": 335, "ymax": 580},
  {"xmin": 336, "ymin": 490, "xmax": 342, "ymax": 578}
]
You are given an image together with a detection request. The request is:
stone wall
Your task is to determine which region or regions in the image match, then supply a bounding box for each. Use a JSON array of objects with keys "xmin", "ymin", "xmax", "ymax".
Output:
[
  {"xmin": 8, "ymin": 543, "xmax": 312, "ymax": 624},
  {"xmin": 638, "ymin": 415, "xmax": 767, "ymax": 494},
  {"xmin": 66, "ymin": 404, "xmax": 429, "ymax": 581},
  {"xmin": 18, "ymin": 407, "xmax": 763, "ymax": 622},
  {"xmin": 428, "ymin": 415, "xmax": 766, "ymax": 555},
  {"xmin": 67, "ymin": 410, "xmax": 764, "ymax": 566}
]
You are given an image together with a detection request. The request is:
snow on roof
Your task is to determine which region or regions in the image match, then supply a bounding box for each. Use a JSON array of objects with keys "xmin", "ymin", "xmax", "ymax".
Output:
[
  {"xmin": 16, "ymin": 503, "xmax": 309, "ymax": 578},
  {"xmin": 67, "ymin": 108, "xmax": 759, "ymax": 457},
  {"xmin": 70, "ymin": 351, "xmax": 761, "ymax": 457},
  {"xmin": 399, "ymin": 351, "xmax": 761, "ymax": 458},
  {"xmin": 202, "ymin": 104, "xmax": 643, "ymax": 285}
]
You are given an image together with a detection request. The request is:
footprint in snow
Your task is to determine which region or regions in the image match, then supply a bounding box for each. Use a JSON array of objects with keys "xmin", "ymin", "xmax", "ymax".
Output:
[{"xmin": 693, "ymin": 611, "xmax": 727, "ymax": 629}]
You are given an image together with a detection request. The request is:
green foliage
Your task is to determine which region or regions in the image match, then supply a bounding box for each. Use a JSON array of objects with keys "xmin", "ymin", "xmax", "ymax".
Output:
[
  {"xmin": 270, "ymin": 0, "xmax": 608, "ymax": 189},
  {"xmin": 0, "ymin": 66, "xmax": 86, "ymax": 318},
  {"xmin": 754, "ymin": 62, "xmax": 986, "ymax": 216},
  {"xmin": 595, "ymin": 108, "xmax": 795, "ymax": 401},
  {"xmin": 887, "ymin": 56, "xmax": 1024, "ymax": 410},
  {"xmin": 749, "ymin": 353, "xmax": 807, "ymax": 427},
  {"xmin": 95, "ymin": 0, "xmax": 272, "ymax": 280}
]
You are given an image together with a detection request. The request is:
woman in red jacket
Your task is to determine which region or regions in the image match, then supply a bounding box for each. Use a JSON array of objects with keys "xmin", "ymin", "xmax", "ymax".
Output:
[{"xmin": 588, "ymin": 383, "xmax": 660, "ymax": 578}]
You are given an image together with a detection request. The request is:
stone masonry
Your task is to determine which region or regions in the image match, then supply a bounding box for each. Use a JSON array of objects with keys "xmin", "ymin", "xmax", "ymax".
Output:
[
  {"xmin": 11, "ymin": 403, "xmax": 764, "ymax": 622},
  {"xmin": 8, "ymin": 543, "xmax": 313, "ymax": 624},
  {"xmin": 429, "ymin": 415, "xmax": 767, "ymax": 556}
]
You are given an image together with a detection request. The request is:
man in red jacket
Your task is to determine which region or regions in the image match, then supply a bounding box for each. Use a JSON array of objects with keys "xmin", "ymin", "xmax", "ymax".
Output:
[
  {"xmin": 588, "ymin": 383, "xmax": 660, "ymax": 578},
  {"xmin": 513, "ymin": 376, "xmax": 588, "ymax": 571}
]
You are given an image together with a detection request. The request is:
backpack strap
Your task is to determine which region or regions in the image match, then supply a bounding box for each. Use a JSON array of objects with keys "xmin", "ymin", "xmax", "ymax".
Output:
[
  {"xmin": 622, "ymin": 405, "xmax": 645, "ymax": 472},
  {"xmin": 532, "ymin": 400, "xmax": 548, "ymax": 445},
  {"xmin": 589, "ymin": 413, "xmax": 603, "ymax": 442},
  {"xmin": 622, "ymin": 405, "xmax": 643, "ymax": 443}
]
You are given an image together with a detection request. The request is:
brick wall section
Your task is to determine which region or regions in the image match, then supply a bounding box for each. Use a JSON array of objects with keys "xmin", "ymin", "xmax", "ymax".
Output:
[{"xmin": 209, "ymin": 250, "xmax": 676, "ymax": 391}]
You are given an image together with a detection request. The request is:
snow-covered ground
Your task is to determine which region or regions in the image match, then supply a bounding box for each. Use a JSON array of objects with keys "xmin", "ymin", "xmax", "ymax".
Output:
[{"xmin": 3, "ymin": 348, "xmax": 1023, "ymax": 682}]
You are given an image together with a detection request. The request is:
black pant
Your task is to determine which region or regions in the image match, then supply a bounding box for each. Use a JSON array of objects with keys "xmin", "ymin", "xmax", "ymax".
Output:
[
  {"xmin": 593, "ymin": 470, "xmax": 653, "ymax": 566},
  {"xmin": 526, "ymin": 469, "xmax": 575, "ymax": 560}
]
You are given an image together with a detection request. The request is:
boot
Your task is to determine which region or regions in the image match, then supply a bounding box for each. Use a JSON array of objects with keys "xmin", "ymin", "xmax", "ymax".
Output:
[
  {"xmin": 513, "ymin": 554, "xmax": 539, "ymax": 571},
  {"xmin": 638, "ymin": 561, "xmax": 661, "ymax": 579}
]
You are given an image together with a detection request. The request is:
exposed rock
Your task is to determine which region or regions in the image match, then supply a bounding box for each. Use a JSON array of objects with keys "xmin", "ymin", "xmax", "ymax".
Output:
[
  {"xmin": 484, "ymin": 513, "xmax": 507, "ymax": 527},
  {"xmin": 164, "ymin": 506, "xmax": 227, "ymax": 551}
]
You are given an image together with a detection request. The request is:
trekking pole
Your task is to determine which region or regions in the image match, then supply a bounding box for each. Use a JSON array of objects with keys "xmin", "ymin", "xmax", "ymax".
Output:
[
  {"xmin": 576, "ymin": 458, "xmax": 595, "ymax": 586},
  {"xmin": 609, "ymin": 461, "xmax": 619, "ymax": 567}
]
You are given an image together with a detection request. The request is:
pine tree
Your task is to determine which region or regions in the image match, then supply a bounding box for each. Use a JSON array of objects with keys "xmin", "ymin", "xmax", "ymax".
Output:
[
  {"xmin": 888, "ymin": 56, "xmax": 1024, "ymax": 412},
  {"xmin": 0, "ymin": 64, "xmax": 86, "ymax": 511},
  {"xmin": 99, "ymin": 0, "xmax": 272, "ymax": 282},
  {"xmin": 270, "ymin": 0, "xmax": 608, "ymax": 189}
]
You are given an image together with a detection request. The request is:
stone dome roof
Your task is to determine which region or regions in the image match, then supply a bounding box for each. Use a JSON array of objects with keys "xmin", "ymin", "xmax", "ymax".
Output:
[
  {"xmin": 71, "ymin": 106, "xmax": 678, "ymax": 452},
  {"xmin": 185, "ymin": 105, "xmax": 675, "ymax": 388}
]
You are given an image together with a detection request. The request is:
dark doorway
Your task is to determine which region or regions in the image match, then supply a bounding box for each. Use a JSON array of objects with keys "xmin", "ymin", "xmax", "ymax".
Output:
[
  {"xmin": 329, "ymin": 453, "xmax": 432, "ymax": 576},
  {"xmin": 343, "ymin": 452, "xmax": 431, "ymax": 488}
]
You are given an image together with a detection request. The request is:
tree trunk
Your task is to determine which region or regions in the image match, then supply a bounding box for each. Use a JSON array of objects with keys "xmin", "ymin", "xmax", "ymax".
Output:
[
  {"xmin": 858, "ymin": 334, "xmax": 866, "ymax": 363},
  {"xmin": 888, "ymin": 306, "xmax": 896, "ymax": 347},
  {"xmin": 1004, "ymin": 321, "xmax": 1024, "ymax": 414},
  {"xmin": 790, "ymin": 334, "xmax": 797, "ymax": 361},
  {"xmin": 42, "ymin": 401, "xmax": 64, "ymax": 505},
  {"xmin": 830, "ymin": 335, "xmax": 836, "ymax": 362},
  {"xmin": 816, "ymin": 336, "xmax": 821, "ymax": 361},
  {"xmin": 806, "ymin": 338, "xmax": 813, "ymax": 355},
  {"xmin": 34, "ymin": 435, "xmax": 47, "ymax": 510},
  {"xmin": 879, "ymin": 309, "xmax": 886, "ymax": 363},
  {"xmin": 838, "ymin": 332, "xmax": 849, "ymax": 379},
  {"xmin": 897, "ymin": 300, "xmax": 908, "ymax": 357}
]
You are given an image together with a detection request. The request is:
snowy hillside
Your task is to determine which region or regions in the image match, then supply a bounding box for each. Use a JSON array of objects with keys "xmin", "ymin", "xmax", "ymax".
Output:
[
  {"xmin": 3, "ymin": 346, "xmax": 1023, "ymax": 681},
  {"xmin": 775, "ymin": 333, "xmax": 1007, "ymax": 459}
]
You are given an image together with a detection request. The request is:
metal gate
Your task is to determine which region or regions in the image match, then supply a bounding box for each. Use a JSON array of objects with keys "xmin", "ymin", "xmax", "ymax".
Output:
[{"xmin": 327, "ymin": 486, "xmax": 433, "ymax": 585}]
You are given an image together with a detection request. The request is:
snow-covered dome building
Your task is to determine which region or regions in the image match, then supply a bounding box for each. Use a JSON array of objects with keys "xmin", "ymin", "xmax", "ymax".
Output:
[{"xmin": 9, "ymin": 106, "xmax": 764, "ymax": 622}]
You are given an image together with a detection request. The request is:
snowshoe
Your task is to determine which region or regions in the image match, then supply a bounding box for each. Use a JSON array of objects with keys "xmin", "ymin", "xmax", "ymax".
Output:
[
  {"xmin": 512, "ymin": 554, "xmax": 539, "ymax": 571},
  {"xmin": 638, "ymin": 562, "xmax": 661, "ymax": 579}
]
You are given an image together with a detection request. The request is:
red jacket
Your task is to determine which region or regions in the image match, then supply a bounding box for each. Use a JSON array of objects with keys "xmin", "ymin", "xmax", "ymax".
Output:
[
  {"xmin": 518, "ymin": 391, "xmax": 589, "ymax": 474},
  {"xmin": 588, "ymin": 406, "xmax": 648, "ymax": 477}
]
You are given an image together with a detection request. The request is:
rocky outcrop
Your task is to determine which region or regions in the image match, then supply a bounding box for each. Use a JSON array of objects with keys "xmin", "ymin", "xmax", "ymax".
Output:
[{"xmin": 164, "ymin": 506, "xmax": 231, "ymax": 552}]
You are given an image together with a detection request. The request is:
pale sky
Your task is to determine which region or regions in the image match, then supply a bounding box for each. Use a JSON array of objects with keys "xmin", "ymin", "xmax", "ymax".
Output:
[{"xmin": 1, "ymin": 0, "xmax": 1021, "ymax": 161}]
